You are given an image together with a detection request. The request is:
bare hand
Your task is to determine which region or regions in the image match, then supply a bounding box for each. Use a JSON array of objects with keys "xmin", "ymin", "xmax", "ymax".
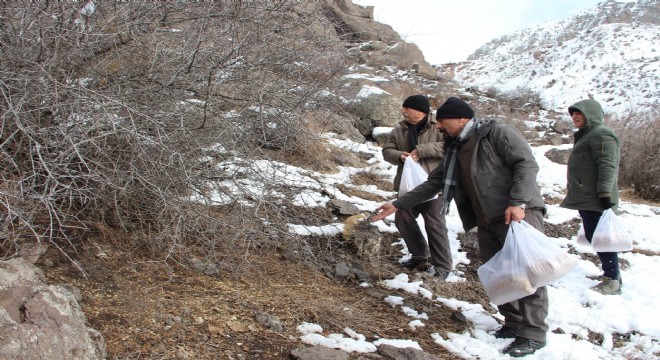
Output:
[
  {"xmin": 371, "ymin": 203, "xmax": 398, "ymax": 222},
  {"xmin": 400, "ymin": 152, "xmax": 411, "ymax": 163},
  {"xmin": 409, "ymin": 149, "xmax": 419, "ymax": 161},
  {"xmin": 504, "ymin": 206, "xmax": 526, "ymax": 224}
]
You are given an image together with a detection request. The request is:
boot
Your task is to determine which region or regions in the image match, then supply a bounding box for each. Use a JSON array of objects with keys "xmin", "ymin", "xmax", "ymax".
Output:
[
  {"xmin": 427, "ymin": 265, "xmax": 450, "ymax": 280},
  {"xmin": 502, "ymin": 336, "xmax": 546, "ymax": 357},
  {"xmin": 399, "ymin": 257, "xmax": 429, "ymax": 270},
  {"xmin": 592, "ymin": 276, "xmax": 621, "ymax": 295},
  {"xmin": 493, "ymin": 326, "xmax": 519, "ymax": 339}
]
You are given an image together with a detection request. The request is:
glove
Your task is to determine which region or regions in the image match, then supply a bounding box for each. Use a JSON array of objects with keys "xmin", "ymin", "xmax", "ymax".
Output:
[{"xmin": 599, "ymin": 197, "xmax": 614, "ymax": 210}]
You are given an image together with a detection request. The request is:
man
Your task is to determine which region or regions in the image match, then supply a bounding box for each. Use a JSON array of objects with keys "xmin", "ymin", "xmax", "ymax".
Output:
[
  {"xmin": 561, "ymin": 99, "xmax": 622, "ymax": 295},
  {"xmin": 372, "ymin": 97, "xmax": 548, "ymax": 357},
  {"xmin": 381, "ymin": 94, "xmax": 452, "ymax": 279}
]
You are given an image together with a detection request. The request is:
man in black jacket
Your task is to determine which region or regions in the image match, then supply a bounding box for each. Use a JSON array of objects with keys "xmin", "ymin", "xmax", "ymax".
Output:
[{"xmin": 372, "ymin": 97, "xmax": 548, "ymax": 357}]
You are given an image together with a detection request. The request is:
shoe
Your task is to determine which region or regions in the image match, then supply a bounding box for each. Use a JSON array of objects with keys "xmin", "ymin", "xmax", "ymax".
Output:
[
  {"xmin": 588, "ymin": 274, "xmax": 623, "ymax": 285},
  {"xmin": 400, "ymin": 257, "xmax": 429, "ymax": 270},
  {"xmin": 502, "ymin": 336, "xmax": 546, "ymax": 357},
  {"xmin": 427, "ymin": 265, "xmax": 450, "ymax": 280},
  {"xmin": 493, "ymin": 326, "xmax": 519, "ymax": 339},
  {"xmin": 592, "ymin": 276, "xmax": 621, "ymax": 295}
]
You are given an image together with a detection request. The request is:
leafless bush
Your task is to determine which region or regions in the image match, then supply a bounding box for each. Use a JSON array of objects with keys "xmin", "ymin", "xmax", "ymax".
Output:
[
  {"xmin": 610, "ymin": 112, "xmax": 660, "ymax": 201},
  {"xmin": 500, "ymin": 86, "xmax": 543, "ymax": 109},
  {"xmin": 350, "ymin": 169, "xmax": 391, "ymax": 192},
  {"xmin": 0, "ymin": 1, "xmax": 349, "ymax": 268}
]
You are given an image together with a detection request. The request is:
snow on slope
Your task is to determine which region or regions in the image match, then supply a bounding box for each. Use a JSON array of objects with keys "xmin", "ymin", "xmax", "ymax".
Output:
[{"xmin": 454, "ymin": 0, "xmax": 659, "ymax": 117}]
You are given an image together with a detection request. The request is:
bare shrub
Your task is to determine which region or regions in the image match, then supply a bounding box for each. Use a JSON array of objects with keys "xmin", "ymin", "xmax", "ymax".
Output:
[
  {"xmin": 500, "ymin": 86, "xmax": 543, "ymax": 109},
  {"xmin": 0, "ymin": 1, "xmax": 349, "ymax": 268},
  {"xmin": 610, "ymin": 112, "xmax": 660, "ymax": 201},
  {"xmin": 350, "ymin": 170, "xmax": 392, "ymax": 192}
]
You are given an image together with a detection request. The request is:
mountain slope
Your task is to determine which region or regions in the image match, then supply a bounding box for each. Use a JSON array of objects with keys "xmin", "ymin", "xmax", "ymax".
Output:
[{"xmin": 453, "ymin": 0, "xmax": 659, "ymax": 117}]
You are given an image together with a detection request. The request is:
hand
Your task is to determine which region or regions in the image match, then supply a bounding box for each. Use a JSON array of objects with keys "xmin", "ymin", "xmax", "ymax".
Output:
[
  {"xmin": 400, "ymin": 152, "xmax": 411, "ymax": 163},
  {"xmin": 600, "ymin": 197, "xmax": 614, "ymax": 210},
  {"xmin": 371, "ymin": 203, "xmax": 398, "ymax": 222},
  {"xmin": 504, "ymin": 205, "xmax": 526, "ymax": 225},
  {"xmin": 409, "ymin": 149, "xmax": 420, "ymax": 161}
]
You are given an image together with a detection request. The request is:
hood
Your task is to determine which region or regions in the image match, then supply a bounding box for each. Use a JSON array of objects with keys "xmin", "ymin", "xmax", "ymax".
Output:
[{"xmin": 568, "ymin": 99, "xmax": 604, "ymax": 127}]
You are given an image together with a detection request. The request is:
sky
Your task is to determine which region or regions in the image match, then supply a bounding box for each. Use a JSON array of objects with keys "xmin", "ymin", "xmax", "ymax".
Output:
[
  {"xmin": 352, "ymin": 0, "xmax": 609, "ymax": 64},
  {"xmin": 206, "ymin": 90, "xmax": 660, "ymax": 358}
]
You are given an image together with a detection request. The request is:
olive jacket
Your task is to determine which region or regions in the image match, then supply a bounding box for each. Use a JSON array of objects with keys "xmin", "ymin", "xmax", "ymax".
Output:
[{"xmin": 561, "ymin": 100, "xmax": 620, "ymax": 212}]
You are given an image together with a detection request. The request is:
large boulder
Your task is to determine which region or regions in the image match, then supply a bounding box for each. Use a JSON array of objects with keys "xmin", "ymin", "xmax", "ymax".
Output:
[
  {"xmin": 352, "ymin": 87, "xmax": 401, "ymax": 137},
  {"xmin": 320, "ymin": 0, "xmax": 437, "ymax": 80},
  {"xmin": 0, "ymin": 258, "xmax": 107, "ymax": 360}
]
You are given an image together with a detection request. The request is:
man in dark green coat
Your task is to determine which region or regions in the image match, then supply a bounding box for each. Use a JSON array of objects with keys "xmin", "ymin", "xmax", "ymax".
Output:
[{"xmin": 561, "ymin": 99, "xmax": 622, "ymax": 295}]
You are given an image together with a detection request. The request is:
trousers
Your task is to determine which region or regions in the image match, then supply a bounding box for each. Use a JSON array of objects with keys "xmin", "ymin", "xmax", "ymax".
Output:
[
  {"xmin": 394, "ymin": 196, "xmax": 452, "ymax": 272},
  {"xmin": 477, "ymin": 209, "xmax": 549, "ymax": 343},
  {"xmin": 579, "ymin": 210, "xmax": 620, "ymax": 279}
]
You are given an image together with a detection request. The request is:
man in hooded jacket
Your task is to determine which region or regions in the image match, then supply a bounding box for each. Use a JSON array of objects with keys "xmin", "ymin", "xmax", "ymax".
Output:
[{"xmin": 561, "ymin": 99, "xmax": 622, "ymax": 295}]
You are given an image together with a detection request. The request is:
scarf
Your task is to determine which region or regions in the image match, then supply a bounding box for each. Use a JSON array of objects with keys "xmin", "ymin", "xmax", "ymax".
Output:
[
  {"xmin": 441, "ymin": 118, "xmax": 479, "ymax": 214},
  {"xmin": 406, "ymin": 117, "xmax": 428, "ymax": 152}
]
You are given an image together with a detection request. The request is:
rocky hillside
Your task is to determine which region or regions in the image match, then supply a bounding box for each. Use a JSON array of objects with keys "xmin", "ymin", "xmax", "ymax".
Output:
[
  {"xmin": 4, "ymin": 2, "xmax": 657, "ymax": 360},
  {"xmin": 452, "ymin": 0, "xmax": 659, "ymax": 117}
]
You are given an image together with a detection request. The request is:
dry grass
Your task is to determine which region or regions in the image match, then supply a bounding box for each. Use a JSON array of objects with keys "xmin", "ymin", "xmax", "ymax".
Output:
[
  {"xmin": 350, "ymin": 170, "xmax": 392, "ymax": 192},
  {"xmin": 40, "ymin": 227, "xmax": 467, "ymax": 360}
]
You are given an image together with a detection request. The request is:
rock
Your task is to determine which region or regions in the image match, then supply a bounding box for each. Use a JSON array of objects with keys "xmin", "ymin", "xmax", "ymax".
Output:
[
  {"xmin": 545, "ymin": 148, "xmax": 572, "ymax": 165},
  {"xmin": 377, "ymin": 344, "xmax": 441, "ymax": 360},
  {"xmin": 291, "ymin": 345, "xmax": 350, "ymax": 360},
  {"xmin": 356, "ymin": 353, "xmax": 386, "ymax": 359},
  {"xmin": 372, "ymin": 127, "xmax": 392, "ymax": 145},
  {"xmin": 334, "ymin": 261, "xmax": 352, "ymax": 278},
  {"xmin": 327, "ymin": 199, "xmax": 361, "ymax": 216},
  {"xmin": 19, "ymin": 242, "xmax": 48, "ymax": 264},
  {"xmin": 253, "ymin": 310, "xmax": 284, "ymax": 332},
  {"xmin": 0, "ymin": 257, "xmax": 46, "ymax": 322},
  {"xmin": 351, "ymin": 90, "xmax": 401, "ymax": 137},
  {"xmin": 543, "ymin": 132, "xmax": 563, "ymax": 146},
  {"xmin": 552, "ymin": 120, "xmax": 573, "ymax": 135},
  {"xmin": 1, "ymin": 287, "xmax": 106, "ymax": 359},
  {"xmin": 0, "ymin": 258, "xmax": 106, "ymax": 360},
  {"xmin": 450, "ymin": 311, "xmax": 468, "ymax": 324}
]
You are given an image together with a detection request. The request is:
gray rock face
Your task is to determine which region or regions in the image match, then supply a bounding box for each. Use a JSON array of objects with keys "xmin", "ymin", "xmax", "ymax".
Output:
[
  {"xmin": 320, "ymin": 0, "xmax": 437, "ymax": 80},
  {"xmin": 0, "ymin": 258, "xmax": 107, "ymax": 360}
]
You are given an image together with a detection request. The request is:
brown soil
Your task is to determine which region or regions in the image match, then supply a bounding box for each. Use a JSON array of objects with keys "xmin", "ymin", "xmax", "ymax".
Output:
[{"xmin": 41, "ymin": 232, "xmax": 491, "ymax": 360}]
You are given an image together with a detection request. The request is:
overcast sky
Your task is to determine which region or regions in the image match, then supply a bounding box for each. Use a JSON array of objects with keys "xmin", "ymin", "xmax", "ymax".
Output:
[{"xmin": 352, "ymin": 0, "xmax": 609, "ymax": 64}]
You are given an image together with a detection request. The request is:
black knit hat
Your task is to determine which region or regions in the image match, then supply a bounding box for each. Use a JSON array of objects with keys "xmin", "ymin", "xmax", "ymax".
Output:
[
  {"xmin": 435, "ymin": 97, "xmax": 475, "ymax": 119},
  {"xmin": 402, "ymin": 94, "xmax": 430, "ymax": 114}
]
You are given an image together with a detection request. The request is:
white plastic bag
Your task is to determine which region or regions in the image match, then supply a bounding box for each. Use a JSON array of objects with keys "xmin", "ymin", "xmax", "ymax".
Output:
[
  {"xmin": 477, "ymin": 222, "xmax": 535, "ymax": 306},
  {"xmin": 477, "ymin": 221, "xmax": 578, "ymax": 305},
  {"xmin": 576, "ymin": 223, "xmax": 590, "ymax": 246},
  {"xmin": 519, "ymin": 221, "xmax": 579, "ymax": 288},
  {"xmin": 398, "ymin": 157, "xmax": 437, "ymax": 201},
  {"xmin": 592, "ymin": 209, "xmax": 633, "ymax": 252}
]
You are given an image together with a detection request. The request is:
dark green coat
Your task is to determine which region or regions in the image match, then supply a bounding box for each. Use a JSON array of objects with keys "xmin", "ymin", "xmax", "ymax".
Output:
[{"xmin": 561, "ymin": 100, "xmax": 620, "ymax": 212}]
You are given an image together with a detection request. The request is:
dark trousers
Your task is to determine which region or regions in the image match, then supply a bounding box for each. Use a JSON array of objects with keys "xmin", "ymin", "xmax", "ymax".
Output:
[
  {"xmin": 579, "ymin": 210, "xmax": 620, "ymax": 280},
  {"xmin": 477, "ymin": 209, "xmax": 548, "ymax": 343},
  {"xmin": 394, "ymin": 196, "xmax": 452, "ymax": 272}
]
